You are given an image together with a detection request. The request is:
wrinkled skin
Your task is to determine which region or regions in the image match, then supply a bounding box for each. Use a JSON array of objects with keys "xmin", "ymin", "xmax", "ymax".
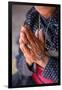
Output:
[{"xmin": 19, "ymin": 25, "xmax": 48, "ymax": 68}]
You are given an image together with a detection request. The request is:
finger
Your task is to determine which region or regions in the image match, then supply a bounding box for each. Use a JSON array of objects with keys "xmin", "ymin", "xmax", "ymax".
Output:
[
  {"xmin": 20, "ymin": 41, "xmax": 30, "ymax": 55},
  {"xmin": 35, "ymin": 29, "xmax": 45, "ymax": 49},
  {"xmin": 20, "ymin": 31, "xmax": 28, "ymax": 44},
  {"xmin": 21, "ymin": 25, "xmax": 35, "ymax": 47},
  {"xmin": 39, "ymin": 29, "xmax": 45, "ymax": 44}
]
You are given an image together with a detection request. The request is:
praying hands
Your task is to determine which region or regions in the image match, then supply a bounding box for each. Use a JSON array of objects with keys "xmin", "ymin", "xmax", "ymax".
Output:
[{"xmin": 19, "ymin": 25, "xmax": 48, "ymax": 68}]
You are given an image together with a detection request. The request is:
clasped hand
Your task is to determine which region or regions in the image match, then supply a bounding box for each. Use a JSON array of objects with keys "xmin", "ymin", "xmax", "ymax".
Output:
[{"xmin": 19, "ymin": 25, "xmax": 48, "ymax": 68}]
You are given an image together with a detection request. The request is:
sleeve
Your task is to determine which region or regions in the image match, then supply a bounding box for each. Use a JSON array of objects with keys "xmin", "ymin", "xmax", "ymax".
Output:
[
  {"xmin": 26, "ymin": 63, "xmax": 34, "ymax": 71},
  {"xmin": 26, "ymin": 63, "xmax": 37, "ymax": 73},
  {"xmin": 42, "ymin": 56, "xmax": 59, "ymax": 83}
]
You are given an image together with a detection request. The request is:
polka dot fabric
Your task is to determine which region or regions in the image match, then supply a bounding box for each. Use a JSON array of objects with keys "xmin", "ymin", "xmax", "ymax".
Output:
[
  {"xmin": 24, "ymin": 7, "xmax": 59, "ymax": 83},
  {"xmin": 24, "ymin": 7, "xmax": 59, "ymax": 52},
  {"xmin": 42, "ymin": 57, "xmax": 59, "ymax": 83}
]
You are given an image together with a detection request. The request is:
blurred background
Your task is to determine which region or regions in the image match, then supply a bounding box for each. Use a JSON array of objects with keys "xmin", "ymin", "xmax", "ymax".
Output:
[{"xmin": 12, "ymin": 5, "xmax": 33, "ymax": 75}]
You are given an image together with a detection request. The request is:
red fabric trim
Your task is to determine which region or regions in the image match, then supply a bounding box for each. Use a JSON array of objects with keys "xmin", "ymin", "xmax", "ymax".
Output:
[
  {"xmin": 32, "ymin": 73, "xmax": 43, "ymax": 84},
  {"xmin": 38, "ymin": 71, "xmax": 55, "ymax": 84},
  {"xmin": 32, "ymin": 65, "xmax": 55, "ymax": 84},
  {"xmin": 36, "ymin": 65, "xmax": 44, "ymax": 72}
]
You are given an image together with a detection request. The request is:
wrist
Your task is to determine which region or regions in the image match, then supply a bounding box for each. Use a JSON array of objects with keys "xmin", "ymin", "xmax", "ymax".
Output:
[
  {"xmin": 35, "ymin": 55, "xmax": 49, "ymax": 68},
  {"xmin": 42, "ymin": 55, "xmax": 49, "ymax": 68},
  {"xmin": 26, "ymin": 60, "xmax": 33, "ymax": 66}
]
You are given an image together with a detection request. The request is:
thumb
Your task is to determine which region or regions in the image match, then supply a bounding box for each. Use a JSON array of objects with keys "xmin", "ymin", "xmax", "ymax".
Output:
[
  {"xmin": 39, "ymin": 29, "xmax": 45, "ymax": 44},
  {"xmin": 35, "ymin": 29, "xmax": 39, "ymax": 38}
]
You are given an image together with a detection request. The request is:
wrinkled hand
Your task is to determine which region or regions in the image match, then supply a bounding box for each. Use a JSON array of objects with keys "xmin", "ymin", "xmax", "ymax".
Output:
[{"xmin": 19, "ymin": 25, "xmax": 48, "ymax": 67}]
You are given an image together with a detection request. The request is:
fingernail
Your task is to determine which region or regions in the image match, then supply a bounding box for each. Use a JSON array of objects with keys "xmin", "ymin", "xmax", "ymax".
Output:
[{"xmin": 35, "ymin": 29, "xmax": 39, "ymax": 38}]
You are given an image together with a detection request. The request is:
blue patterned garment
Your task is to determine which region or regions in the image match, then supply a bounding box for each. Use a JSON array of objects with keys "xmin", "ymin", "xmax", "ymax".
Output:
[
  {"xmin": 42, "ymin": 57, "xmax": 59, "ymax": 83},
  {"xmin": 24, "ymin": 7, "xmax": 59, "ymax": 52},
  {"xmin": 24, "ymin": 7, "xmax": 60, "ymax": 83}
]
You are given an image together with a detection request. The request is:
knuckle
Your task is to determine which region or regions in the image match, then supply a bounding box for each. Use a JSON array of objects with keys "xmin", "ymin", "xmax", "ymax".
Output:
[
  {"xmin": 19, "ymin": 37, "xmax": 21, "ymax": 43},
  {"xmin": 20, "ymin": 43, "xmax": 24, "ymax": 48},
  {"xmin": 20, "ymin": 32, "xmax": 25, "ymax": 39},
  {"xmin": 21, "ymin": 26, "xmax": 26, "ymax": 32}
]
